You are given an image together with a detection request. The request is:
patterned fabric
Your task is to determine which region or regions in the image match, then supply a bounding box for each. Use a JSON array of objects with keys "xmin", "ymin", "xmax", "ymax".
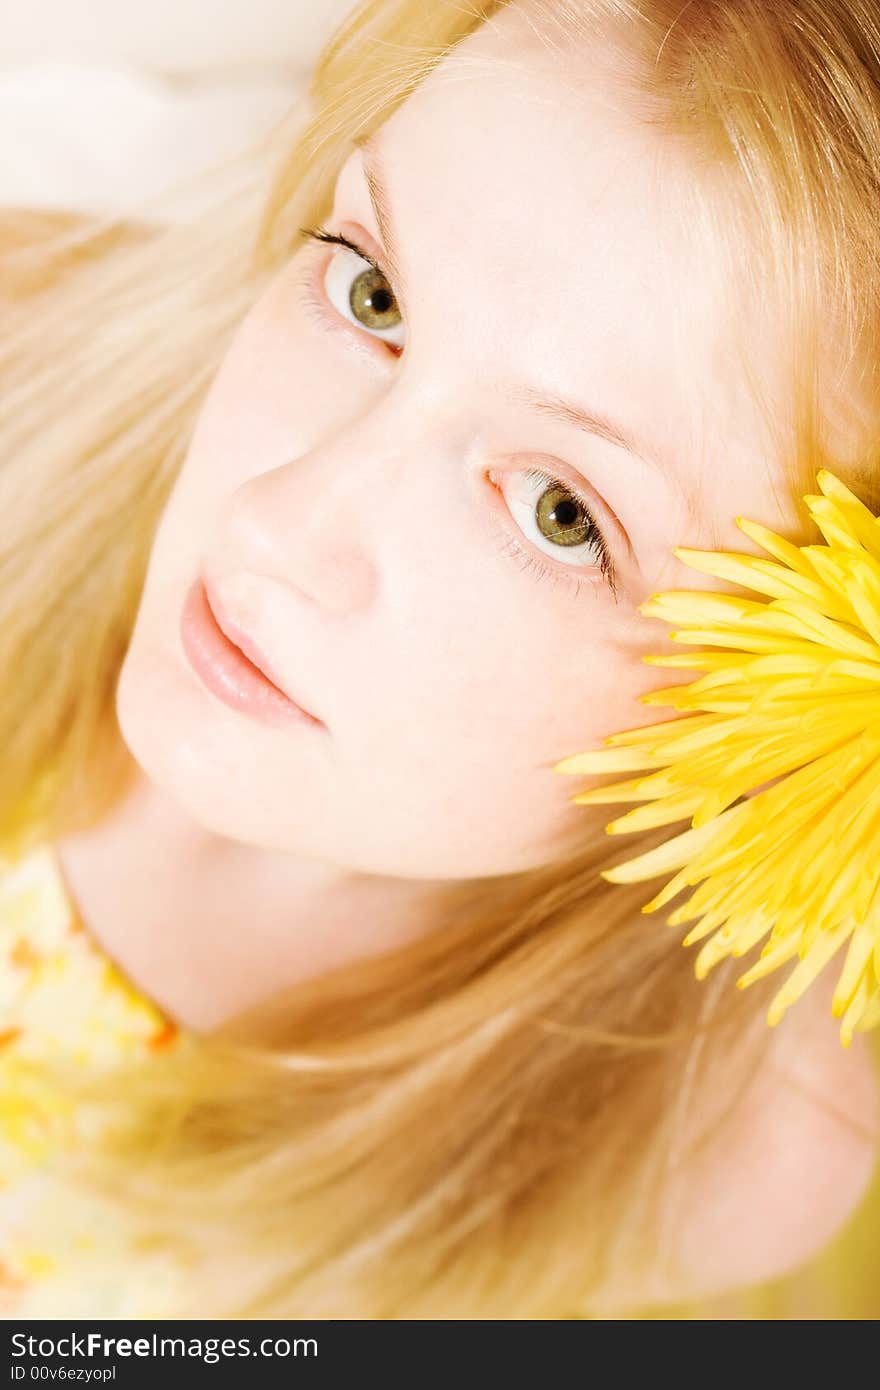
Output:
[{"xmin": 0, "ymin": 842, "xmax": 189, "ymax": 1318}]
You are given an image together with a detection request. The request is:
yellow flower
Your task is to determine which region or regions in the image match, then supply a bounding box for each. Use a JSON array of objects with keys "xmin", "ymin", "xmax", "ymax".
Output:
[{"xmin": 554, "ymin": 469, "xmax": 880, "ymax": 1046}]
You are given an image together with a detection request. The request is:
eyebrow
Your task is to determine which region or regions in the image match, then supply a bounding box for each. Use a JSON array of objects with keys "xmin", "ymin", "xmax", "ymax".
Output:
[
  {"xmin": 353, "ymin": 133, "xmax": 704, "ymax": 534},
  {"xmin": 512, "ymin": 385, "xmax": 708, "ymax": 536}
]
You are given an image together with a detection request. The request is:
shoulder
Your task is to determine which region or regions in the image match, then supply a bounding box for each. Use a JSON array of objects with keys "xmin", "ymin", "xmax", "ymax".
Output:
[
  {"xmin": 670, "ymin": 983, "xmax": 879, "ymax": 1300},
  {"xmin": 594, "ymin": 980, "xmax": 879, "ymax": 1312}
]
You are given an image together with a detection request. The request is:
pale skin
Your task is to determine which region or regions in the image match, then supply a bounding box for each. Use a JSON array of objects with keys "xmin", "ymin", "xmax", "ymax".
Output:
[{"xmin": 56, "ymin": 4, "xmax": 878, "ymax": 1305}]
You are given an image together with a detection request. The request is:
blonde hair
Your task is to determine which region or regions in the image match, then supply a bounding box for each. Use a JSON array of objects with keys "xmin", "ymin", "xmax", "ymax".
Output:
[{"xmin": 2, "ymin": 0, "xmax": 879, "ymax": 1317}]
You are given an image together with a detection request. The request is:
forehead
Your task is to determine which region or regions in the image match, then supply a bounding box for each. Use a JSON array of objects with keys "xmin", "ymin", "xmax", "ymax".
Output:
[
  {"xmin": 353, "ymin": 4, "xmax": 800, "ymax": 550},
  {"xmin": 339, "ymin": 2, "xmax": 806, "ymax": 575}
]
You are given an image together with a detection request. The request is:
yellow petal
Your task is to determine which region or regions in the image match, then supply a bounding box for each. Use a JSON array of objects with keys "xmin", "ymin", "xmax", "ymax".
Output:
[
  {"xmin": 600, "ymin": 809, "xmax": 743, "ymax": 884},
  {"xmin": 832, "ymin": 913, "xmax": 878, "ymax": 1015},
  {"xmin": 552, "ymin": 747, "xmax": 666, "ymax": 775},
  {"xmin": 605, "ymin": 787, "xmax": 706, "ymax": 834},
  {"xmin": 765, "ymin": 924, "xmax": 853, "ymax": 1026},
  {"xmin": 839, "ymin": 977, "xmax": 871, "ymax": 1048},
  {"xmin": 855, "ymin": 989, "xmax": 880, "ymax": 1035},
  {"xmin": 736, "ymin": 934, "xmax": 802, "ymax": 991},
  {"xmin": 569, "ymin": 769, "xmax": 683, "ymax": 805},
  {"xmin": 670, "ymin": 548, "xmax": 809, "ymax": 600},
  {"xmin": 735, "ymin": 514, "xmax": 820, "ymax": 575}
]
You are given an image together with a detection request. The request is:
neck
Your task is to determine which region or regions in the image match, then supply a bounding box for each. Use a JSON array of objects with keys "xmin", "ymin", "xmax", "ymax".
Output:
[{"xmin": 54, "ymin": 770, "xmax": 443, "ymax": 1034}]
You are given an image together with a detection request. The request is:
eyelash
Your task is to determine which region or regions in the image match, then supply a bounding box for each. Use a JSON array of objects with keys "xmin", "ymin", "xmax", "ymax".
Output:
[
  {"xmin": 297, "ymin": 224, "xmax": 620, "ymax": 602},
  {"xmin": 495, "ymin": 468, "xmax": 619, "ymax": 600}
]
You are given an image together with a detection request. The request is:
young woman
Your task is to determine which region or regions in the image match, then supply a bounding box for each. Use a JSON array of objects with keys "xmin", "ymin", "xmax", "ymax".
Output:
[{"xmin": 1, "ymin": 0, "xmax": 878, "ymax": 1318}]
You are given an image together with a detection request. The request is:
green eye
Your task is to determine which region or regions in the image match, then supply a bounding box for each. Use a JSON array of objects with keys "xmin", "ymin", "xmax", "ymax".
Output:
[
  {"xmin": 323, "ymin": 243, "xmax": 406, "ymax": 349},
  {"xmin": 535, "ymin": 482, "xmax": 595, "ymax": 548},
  {"xmin": 498, "ymin": 465, "xmax": 615, "ymax": 583},
  {"xmin": 349, "ymin": 265, "xmax": 401, "ymax": 333}
]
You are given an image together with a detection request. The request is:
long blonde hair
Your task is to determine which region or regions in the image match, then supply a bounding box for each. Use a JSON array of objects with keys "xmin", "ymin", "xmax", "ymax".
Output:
[{"xmin": 2, "ymin": 0, "xmax": 879, "ymax": 1318}]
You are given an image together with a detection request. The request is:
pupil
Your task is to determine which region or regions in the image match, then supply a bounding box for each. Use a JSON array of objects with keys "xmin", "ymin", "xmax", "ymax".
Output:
[
  {"xmin": 371, "ymin": 288, "xmax": 391, "ymax": 313},
  {"xmin": 555, "ymin": 499, "xmax": 578, "ymax": 526}
]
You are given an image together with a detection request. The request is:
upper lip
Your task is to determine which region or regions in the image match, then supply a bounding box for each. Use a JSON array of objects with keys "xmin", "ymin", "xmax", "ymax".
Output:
[{"xmin": 201, "ymin": 573, "xmax": 322, "ymax": 723}]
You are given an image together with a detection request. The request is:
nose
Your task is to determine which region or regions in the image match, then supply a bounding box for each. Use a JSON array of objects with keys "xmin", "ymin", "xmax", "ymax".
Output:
[{"xmin": 220, "ymin": 427, "xmax": 399, "ymax": 617}]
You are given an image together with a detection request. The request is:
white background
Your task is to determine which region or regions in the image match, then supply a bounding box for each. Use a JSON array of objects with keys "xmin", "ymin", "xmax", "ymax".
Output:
[{"xmin": 0, "ymin": 1, "xmax": 356, "ymax": 217}]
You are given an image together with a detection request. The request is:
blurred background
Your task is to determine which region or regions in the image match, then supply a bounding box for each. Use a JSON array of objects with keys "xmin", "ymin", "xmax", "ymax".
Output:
[{"xmin": 0, "ymin": 0, "xmax": 355, "ymax": 219}]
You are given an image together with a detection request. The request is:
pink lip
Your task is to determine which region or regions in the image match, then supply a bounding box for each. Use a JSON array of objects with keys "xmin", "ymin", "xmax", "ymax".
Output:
[{"xmin": 180, "ymin": 577, "xmax": 323, "ymax": 730}]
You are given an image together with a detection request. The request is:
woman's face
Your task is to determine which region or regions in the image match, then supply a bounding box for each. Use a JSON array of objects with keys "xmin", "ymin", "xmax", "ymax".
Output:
[{"xmin": 117, "ymin": 6, "xmax": 797, "ymax": 878}]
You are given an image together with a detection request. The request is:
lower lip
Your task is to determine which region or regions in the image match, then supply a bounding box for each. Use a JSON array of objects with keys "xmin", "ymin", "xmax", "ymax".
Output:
[{"xmin": 179, "ymin": 578, "xmax": 323, "ymax": 730}]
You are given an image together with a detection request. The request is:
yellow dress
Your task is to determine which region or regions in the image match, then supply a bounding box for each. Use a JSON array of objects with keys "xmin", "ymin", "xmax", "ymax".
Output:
[
  {"xmin": 1, "ymin": 839, "xmax": 878, "ymax": 1319},
  {"xmin": 0, "ymin": 840, "xmax": 189, "ymax": 1318}
]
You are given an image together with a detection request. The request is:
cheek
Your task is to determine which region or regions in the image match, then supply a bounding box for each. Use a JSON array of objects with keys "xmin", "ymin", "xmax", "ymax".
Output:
[
  {"xmin": 178, "ymin": 256, "xmax": 379, "ymax": 502},
  {"xmin": 334, "ymin": 575, "xmax": 650, "ymax": 873}
]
